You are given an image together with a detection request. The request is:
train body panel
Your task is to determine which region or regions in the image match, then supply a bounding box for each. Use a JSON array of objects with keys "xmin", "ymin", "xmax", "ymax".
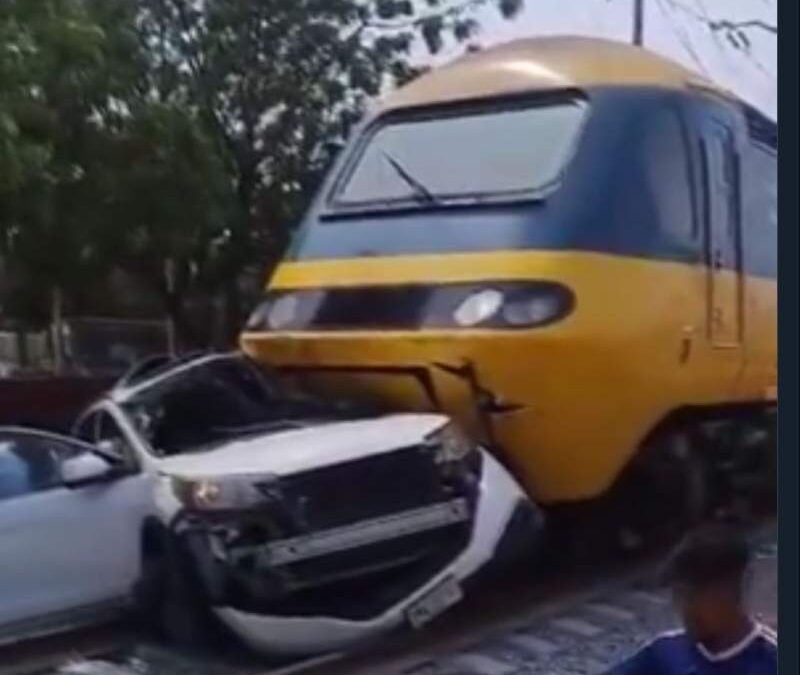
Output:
[
  {"xmin": 243, "ymin": 251, "xmax": 775, "ymax": 503},
  {"xmin": 240, "ymin": 37, "xmax": 776, "ymax": 507}
]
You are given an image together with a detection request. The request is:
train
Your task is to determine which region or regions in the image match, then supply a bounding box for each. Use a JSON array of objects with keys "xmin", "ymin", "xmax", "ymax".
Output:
[{"xmin": 241, "ymin": 37, "xmax": 777, "ymax": 544}]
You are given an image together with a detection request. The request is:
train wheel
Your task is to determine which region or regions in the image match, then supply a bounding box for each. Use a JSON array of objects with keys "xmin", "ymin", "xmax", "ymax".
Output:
[
  {"xmin": 670, "ymin": 431, "xmax": 709, "ymax": 529},
  {"xmin": 616, "ymin": 430, "xmax": 709, "ymax": 550},
  {"xmin": 551, "ymin": 508, "xmax": 618, "ymax": 570},
  {"xmin": 550, "ymin": 429, "xmax": 712, "ymax": 567},
  {"xmin": 715, "ymin": 412, "xmax": 777, "ymax": 522}
]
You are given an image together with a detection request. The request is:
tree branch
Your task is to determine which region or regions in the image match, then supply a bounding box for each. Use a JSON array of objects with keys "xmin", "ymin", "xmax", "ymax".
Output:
[
  {"xmin": 707, "ymin": 19, "xmax": 777, "ymax": 35},
  {"xmin": 365, "ymin": 0, "xmax": 486, "ymax": 31}
]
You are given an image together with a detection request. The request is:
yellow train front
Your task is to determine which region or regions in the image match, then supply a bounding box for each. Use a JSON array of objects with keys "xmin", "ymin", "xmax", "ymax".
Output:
[{"xmin": 241, "ymin": 37, "xmax": 777, "ymax": 512}]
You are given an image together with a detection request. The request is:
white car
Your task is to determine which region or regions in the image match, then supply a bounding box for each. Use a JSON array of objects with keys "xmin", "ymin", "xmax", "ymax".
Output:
[
  {"xmin": 1, "ymin": 353, "xmax": 543, "ymax": 655},
  {"xmin": 0, "ymin": 427, "xmax": 151, "ymax": 646}
]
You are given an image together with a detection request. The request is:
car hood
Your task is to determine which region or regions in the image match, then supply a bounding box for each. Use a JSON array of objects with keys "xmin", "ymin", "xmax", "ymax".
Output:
[{"xmin": 156, "ymin": 413, "xmax": 448, "ymax": 479}]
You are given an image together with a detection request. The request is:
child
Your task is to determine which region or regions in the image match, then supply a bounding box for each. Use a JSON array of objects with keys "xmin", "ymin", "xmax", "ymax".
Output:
[{"xmin": 606, "ymin": 525, "xmax": 776, "ymax": 674}]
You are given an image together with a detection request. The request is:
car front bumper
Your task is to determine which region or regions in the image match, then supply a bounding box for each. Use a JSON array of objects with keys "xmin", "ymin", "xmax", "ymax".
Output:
[{"xmin": 211, "ymin": 450, "xmax": 543, "ymax": 656}]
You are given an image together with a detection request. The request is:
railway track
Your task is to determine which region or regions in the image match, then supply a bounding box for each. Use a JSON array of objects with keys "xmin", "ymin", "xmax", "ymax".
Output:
[{"xmin": 1, "ymin": 521, "xmax": 777, "ymax": 675}]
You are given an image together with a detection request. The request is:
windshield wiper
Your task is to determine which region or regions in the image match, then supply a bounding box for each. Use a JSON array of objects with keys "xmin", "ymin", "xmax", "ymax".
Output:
[{"xmin": 381, "ymin": 152, "xmax": 438, "ymax": 205}]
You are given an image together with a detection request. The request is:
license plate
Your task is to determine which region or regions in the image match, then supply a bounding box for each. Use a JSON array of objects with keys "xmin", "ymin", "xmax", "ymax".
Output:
[{"xmin": 406, "ymin": 577, "xmax": 463, "ymax": 629}]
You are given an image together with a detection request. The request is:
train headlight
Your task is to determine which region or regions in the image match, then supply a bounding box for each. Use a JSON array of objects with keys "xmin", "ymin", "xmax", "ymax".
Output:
[
  {"xmin": 453, "ymin": 289, "xmax": 504, "ymax": 327},
  {"xmin": 266, "ymin": 294, "xmax": 299, "ymax": 330},
  {"xmin": 244, "ymin": 282, "xmax": 573, "ymax": 332},
  {"xmin": 501, "ymin": 293, "xmax": 564, "ymax": 326},
  {"xmin": 245, "ymin": 292, "xmax": 307, "ymax": 331},
  {"xmin": 245, "ymin": 300, "xmax": 271, "ymax": 331},
  {"xmin": 449, "ymin": 284, "xmax": 572, "ymax": 329}
]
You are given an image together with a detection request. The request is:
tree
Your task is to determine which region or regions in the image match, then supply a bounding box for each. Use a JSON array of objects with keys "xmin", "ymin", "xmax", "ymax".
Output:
[
  {"xmin": 132, "ymin": 0, "xmax": 525, "ymax": 340},
  {"xmin": 1, "ymin": 0, "xmax": 526, "ymax": 350},
  {"xmin": 0, "ymin": 0, "xmax": 123, "ymax": 361},
  {"xmin": 96, "ymin": 102, "xmax": 235, "ymax": 347},
  {"xmin": 0, "ymin": 6, "xmax": 50, "ymax": 198},
  {"xmin": 0, "ymin": 1, "xmax": 229, "ymax": 348}
]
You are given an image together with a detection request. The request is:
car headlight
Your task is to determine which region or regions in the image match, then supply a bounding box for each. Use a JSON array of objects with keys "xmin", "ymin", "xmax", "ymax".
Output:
[
  {"xmin": 170, "ymin": 475, "xmax": 268, "ymax": 511},
  {"xmin": 424, "ymin": 422, "xmax": 476, "ymax": 464}
]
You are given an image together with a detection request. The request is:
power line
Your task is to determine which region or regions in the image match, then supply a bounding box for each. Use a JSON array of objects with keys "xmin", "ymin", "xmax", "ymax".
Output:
[
  {"xmin": 672, "ymin": 0, "xmax": 775, "ymax": 77},
  {"xmin": 633, "ymin": 0, "xmax": 644, "ymax": 45}
]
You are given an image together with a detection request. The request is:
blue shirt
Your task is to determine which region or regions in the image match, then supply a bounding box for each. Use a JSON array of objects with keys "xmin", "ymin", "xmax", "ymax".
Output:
[{"xmin": 606, "ymin": 623, "xmax": 777, "ymax": 675}]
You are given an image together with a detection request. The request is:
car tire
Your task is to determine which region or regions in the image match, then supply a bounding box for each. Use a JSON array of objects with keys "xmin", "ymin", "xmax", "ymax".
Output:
[
  {"xmin": 132, "ymin": 551, "xmax": 164, "ymax": 624},
  {"xmin": 134, "ymin": 540, "xmax": 213, "ymax": 647}
]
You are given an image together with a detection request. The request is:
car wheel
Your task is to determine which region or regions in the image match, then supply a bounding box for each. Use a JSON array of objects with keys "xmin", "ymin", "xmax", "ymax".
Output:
[{"xmin": 135, "ymin": 541, "xmax": 212, "ymax": 647}]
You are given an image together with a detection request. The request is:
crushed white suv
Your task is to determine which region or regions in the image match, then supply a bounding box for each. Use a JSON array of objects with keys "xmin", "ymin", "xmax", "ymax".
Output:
[{"xmin": 66, "ymin": 352, "xmax": 543, "ymax": 656}]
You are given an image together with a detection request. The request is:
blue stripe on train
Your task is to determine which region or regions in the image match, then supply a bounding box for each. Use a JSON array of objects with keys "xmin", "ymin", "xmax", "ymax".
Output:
[{"xmin": 287, "ymin": 88, "xmax": 776, "ymax": 280}]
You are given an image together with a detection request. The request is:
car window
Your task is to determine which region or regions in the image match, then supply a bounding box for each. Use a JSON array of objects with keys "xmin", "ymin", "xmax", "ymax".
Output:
[
  {"xmin": 74, "ymin": 412, "xmax": 98, "ymax": 444},
  {"xmin": 121, "ymin": 357, "xmax": 334, "ymax": 457},
  {"xmin": 0, "ymin": 434, "xmax": 79, "ymax": 501},
  {"xmin": 74, "ymin": 409, "xmax": 137, "ymax": 467},
  {"xmin": 95, "ymin": 411, "xmax": 136, "ymax": 466}
]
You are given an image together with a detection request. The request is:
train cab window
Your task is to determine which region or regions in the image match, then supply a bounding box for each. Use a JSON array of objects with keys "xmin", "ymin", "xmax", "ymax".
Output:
[
  {"xmin": 333, "ymin": 97, "xmax": 587, "ymax": 209},
  {"xmin": 642, "ymin": 109, "xmax": 695, "ymax": 244}
]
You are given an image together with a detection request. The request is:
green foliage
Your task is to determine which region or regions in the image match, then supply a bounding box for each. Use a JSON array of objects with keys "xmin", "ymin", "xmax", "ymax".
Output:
[
  {"xmin": 1, "ymin": 0, "xmax": 524, "ymax": 343},
  {"xmin": 0, "ymin": 0, "xmax": 121, "ymax": 311}
]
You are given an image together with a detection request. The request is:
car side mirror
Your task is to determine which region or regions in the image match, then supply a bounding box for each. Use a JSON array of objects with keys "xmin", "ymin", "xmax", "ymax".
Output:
[{"xmin": 61, "ymin": 453, "xmax": 113, "ymax": 488}]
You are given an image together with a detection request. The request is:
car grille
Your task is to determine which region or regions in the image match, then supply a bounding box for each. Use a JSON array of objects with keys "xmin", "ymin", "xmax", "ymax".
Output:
[
  {"xmin": 230, "ymin": 521, "xmax": 472, "ymax": 620},
  {"xmin": 220, "ymin": 446, "xmax": 480, "ymax": 620},
  {"xmin": 262, "ymin": 444, "xmax": 454, "ymax": 534}
]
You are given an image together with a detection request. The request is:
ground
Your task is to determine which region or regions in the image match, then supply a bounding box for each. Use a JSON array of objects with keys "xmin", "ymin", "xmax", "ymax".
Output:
[
  {"xmin": 49, "ymin": 525, "xmax": 777, "ymax": 675},
  {"xmin": 355, "ymin": 529, "xmax": 778, "ymax": 675}
]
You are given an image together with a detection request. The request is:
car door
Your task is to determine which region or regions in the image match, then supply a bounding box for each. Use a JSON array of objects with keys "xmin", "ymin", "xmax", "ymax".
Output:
[
  {"xmin": 73, "ymin": 407, "xmax": 156, "ymax": 584},
  {"xmin": 0, "ymin": 429, "xmax": 148, "ymax": 637}
]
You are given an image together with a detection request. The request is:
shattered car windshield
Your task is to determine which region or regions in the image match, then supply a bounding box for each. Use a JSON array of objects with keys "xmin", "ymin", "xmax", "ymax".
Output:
[{"xmin": 120, "ymin": 357, "xmax": 339, "ymax": 457}]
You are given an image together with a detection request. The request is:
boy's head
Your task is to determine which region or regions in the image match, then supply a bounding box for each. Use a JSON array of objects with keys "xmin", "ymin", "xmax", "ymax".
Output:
[{"xmin": 663, "ymin": 525, "xmax": 752, "ymax": 644}]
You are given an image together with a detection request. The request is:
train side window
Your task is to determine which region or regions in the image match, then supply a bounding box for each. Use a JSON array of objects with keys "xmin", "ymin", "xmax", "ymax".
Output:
[
  {"xmin": 643, "ymin": 109, "xmax": 694, "ymax": 245},
  {"xmin": 742, "ymin": 143, "xmax": 776, "ymax": 277},
  {"xmin": 760, "ymin": 149, "xmax": 777, "ymax": 231},
  {"xmin": 702, "ymin": 125, "xmax": 740, "ymax": 271}
]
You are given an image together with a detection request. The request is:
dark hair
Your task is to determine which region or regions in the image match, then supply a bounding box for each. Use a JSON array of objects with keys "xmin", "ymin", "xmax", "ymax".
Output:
[{"xmin": 662, "ymin": 525, "xmax": 751, "ymax": 589}]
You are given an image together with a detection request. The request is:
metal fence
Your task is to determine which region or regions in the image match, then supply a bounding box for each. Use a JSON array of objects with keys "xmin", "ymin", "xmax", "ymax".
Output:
[{"xmin": 0, "ymin": 317, "xmax": 170, "ymax": 377}]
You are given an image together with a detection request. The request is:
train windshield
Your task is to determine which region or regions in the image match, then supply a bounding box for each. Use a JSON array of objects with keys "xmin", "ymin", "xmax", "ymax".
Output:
[{"xmin": 333, "ymin": 97, "xmax": 587, "ymax": 210}]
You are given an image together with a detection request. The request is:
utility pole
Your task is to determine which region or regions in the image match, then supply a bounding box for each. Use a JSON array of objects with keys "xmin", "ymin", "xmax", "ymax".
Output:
[
  {"xmin": 51, "ymin": 286, "xmax": 63, "ymax": 375},
  {"xmin": 164, "ymin": 258, "xmax": 177, "ymax": 356},
  {"xmin": 633, "ymin": 0, "xmax": 644, "ymax": 46}
]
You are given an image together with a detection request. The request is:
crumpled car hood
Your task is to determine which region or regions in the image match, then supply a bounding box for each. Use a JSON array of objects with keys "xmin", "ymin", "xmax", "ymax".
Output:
[{"xmin": 157, "ymin": 412, "xmax": 447, "ymax": 479}]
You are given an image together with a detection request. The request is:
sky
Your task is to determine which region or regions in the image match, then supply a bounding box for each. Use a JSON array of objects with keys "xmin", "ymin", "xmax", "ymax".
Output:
[{"xmin": 418, "ymin": 0, "xmax": 777, "ymax": 119}]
